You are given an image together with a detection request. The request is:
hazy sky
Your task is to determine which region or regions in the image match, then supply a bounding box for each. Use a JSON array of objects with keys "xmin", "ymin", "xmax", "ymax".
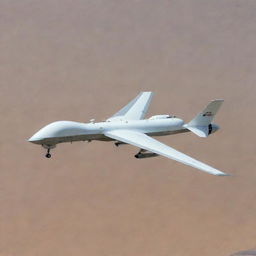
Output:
[{"xmin": 1, "ymin": 1, "xmax": 256, "ymax": 255}]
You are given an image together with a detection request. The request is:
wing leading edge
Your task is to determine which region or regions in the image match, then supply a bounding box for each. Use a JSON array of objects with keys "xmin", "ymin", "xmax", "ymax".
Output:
[
  {"xmin": 107, "ymin": 92, "xmax": 153, "ymax": 121},
  {"xmin": 105, "ymin": 130, "xmax": 229, "ymax": 176}
]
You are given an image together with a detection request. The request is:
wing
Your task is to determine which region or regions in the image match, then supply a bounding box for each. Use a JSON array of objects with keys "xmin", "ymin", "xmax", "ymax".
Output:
[
  {"xmin": 105, "ymin": 130, "xmax": 229, "ymax": 176},
  {"xmin": 107, "ymin": 92, "xmax": 153, "ymax": 121}
]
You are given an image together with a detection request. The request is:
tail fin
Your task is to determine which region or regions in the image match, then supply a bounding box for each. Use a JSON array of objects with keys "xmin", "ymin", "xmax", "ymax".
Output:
[{"xmin": 184, "ymin": 100, "xmax": 224, "ymax": 137}]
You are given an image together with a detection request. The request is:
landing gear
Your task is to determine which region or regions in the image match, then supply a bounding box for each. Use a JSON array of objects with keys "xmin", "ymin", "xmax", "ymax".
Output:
[
  {"xmin": 45, "ymin": 149, "xmax": 51, "ymax": 158},
  {"xmin": 42, "ymin": 144, "xmax": 55, "ymax": 158}
]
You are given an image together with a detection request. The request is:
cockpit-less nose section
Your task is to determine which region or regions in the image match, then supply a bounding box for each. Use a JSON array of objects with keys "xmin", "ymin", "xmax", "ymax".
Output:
[{"xmin": 29, "ymin": 92, "xmax": 228, "ymax": 176}]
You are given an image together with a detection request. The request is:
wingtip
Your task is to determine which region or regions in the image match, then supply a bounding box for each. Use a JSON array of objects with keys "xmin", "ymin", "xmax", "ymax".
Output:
[
  {"xmin": 141, "ymin": 91, "xmax": 153, "ymax": 94},
  {"xmin": 216, "ymin": 172, "xmax": 231, "ymax": 177},
  {"xmin": 212, "ymin": 99, "xmax": 224, "ymax": 102}
]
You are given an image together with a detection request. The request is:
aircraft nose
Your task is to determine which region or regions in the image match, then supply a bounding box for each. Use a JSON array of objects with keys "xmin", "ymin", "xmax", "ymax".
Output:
[
  {"xmin": 28, "ymin": 133, "xmax": 41, "ymax": 143},
  {"xmin": 28, "ymin": 123, "xmax": 56, "ymax": 143},
  {"xmin": 28, "ymin": 135, "xmax": 36, "ymax": 142}
]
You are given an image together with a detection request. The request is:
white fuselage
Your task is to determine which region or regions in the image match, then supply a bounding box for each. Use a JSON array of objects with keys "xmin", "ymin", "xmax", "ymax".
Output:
[{"xmin": 29, "ymin": 117, "xmax": 189, "ymax": 146}]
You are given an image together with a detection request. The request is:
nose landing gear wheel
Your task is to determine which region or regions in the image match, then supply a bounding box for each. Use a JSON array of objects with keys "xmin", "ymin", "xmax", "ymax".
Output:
[
  {"xmin": 45, "ymin": 153, "xmax": 51, "ymax": 158},
  {"xmin": 45, "ymin": 148, "xmax": 51, "ymax": 158}
]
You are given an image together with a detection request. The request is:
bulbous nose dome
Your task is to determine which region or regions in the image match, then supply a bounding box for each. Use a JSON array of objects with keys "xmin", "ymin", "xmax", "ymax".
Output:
[{"xmin": 28, "ymin": 121, "xmax": 88, "ymax": 143}]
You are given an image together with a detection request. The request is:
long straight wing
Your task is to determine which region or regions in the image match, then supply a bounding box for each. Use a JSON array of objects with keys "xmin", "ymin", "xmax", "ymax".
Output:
[
  {"xmin": 107, "ymin": 92, "xmax": 153, "ymax": 121},
  {"xmin": 105, "ymin": 130, "xmax": 229, "ymax": 176}
]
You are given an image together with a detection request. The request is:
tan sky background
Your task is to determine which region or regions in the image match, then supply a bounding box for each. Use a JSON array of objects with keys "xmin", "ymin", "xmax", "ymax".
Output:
[{"xmin": 1, "ymin": 0, "xmax": 256, "ymax": 255}]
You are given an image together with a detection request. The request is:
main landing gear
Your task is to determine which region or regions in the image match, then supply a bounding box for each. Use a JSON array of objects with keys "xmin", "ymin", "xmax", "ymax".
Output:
[{"xmin": 42, "ymin": 144, "xmax": 56, "ymax": 158}]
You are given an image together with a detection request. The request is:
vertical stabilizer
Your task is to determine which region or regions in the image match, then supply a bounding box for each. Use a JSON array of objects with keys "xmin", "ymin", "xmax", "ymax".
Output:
[{"xmin": 184, "ymin": 100, "xmax": 224, "ymax": 137}]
